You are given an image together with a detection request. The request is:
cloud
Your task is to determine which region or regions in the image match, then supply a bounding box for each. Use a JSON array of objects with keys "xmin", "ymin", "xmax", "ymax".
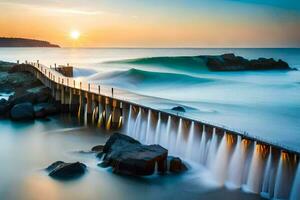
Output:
[{"xmin": 0, "ymin": 0, "xmax": 114, "ymax": 16}]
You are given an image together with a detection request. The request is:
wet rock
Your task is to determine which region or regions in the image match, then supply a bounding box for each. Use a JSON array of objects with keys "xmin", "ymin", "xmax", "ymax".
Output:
[
  {"xmin": 9, "ymin": 87, "xmax": 52, "ymax": 106},
  {"xmin": 96, "ymin": 152, "xmax": 104, "ymax": 159},
  {"xmin": 34, "ymin": 103, "xmax": 60, "ymax": 118},
  {"xmin": 205, "ymin": 53, "xmax": 291, "ymax": 71},
  {"xmin": 0, "ymin": 99, "xmax": 9, "ymax": 116},
  {"xmin": 171, "ymin": 106, "xmax": 185, "ymax": 112},
  {"xmin": 168, "ymin": 156, "xmax": 188, "ymax": 173},
  {"xmin": 101, "ymin": 133, "xmax": 168, "ymax": 176},
  {"xmin": 10, "ymin": 102, "xmax": 34, "ymax": 120},
  {"xmin": 46, "ymin": 161, "xmax": 87, "ymax": 179},
  {"xmin": 91, "ymin": 145, "xmax": 104, "ymax": 152},
  {"xmin": 9, "ymin": 92, "xmax": 37, "ymax": 105},
  {"xmin": 98, "ymin": 161, "xmax": 110, "ymax": 168}
]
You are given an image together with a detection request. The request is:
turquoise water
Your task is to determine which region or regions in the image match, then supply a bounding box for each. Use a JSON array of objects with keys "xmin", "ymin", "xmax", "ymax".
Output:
[{"xmin": 0, "ymin": 48, "xmax": 299, "ymax": 151}]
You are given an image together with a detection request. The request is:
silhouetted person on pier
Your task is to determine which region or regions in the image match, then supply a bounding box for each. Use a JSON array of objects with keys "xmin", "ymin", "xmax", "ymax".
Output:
[{"xmin": 112, "ymin": 88, "xmax": 114, "ymax": 97}]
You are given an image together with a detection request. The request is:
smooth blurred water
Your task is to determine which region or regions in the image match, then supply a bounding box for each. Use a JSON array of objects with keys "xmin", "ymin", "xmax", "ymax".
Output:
[
  {"xmin": 0, "ymin": 115, "xmax": 264, "ymax": 200},
  {"xmin": 1, "ymin": 48, "xmax": 299, "ymax": 151}
]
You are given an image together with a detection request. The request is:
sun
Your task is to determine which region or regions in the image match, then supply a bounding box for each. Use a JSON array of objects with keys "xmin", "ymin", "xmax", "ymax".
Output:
[{"xmin": 70, "ymin": 31, "xmax": 80, "ymax": 40}]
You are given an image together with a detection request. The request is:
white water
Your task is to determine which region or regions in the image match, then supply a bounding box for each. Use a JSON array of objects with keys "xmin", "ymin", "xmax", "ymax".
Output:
[
  {"xmin": 126, "ymin": 105, "xmax": 132, "ymax": 134},
  {"xmin": 185, "ymin": 122, "xmax": 195, "ymax": 160},
  {"xmin": 154, "ymin": 112, "xmax": 161, "ymax": 144},
  {"xmin": 226, "ymin": 136, "xmax": 246, "ymax": 189},
  {"xmin": 211, "ymin": 133, "xmax": 230, "ymax": 185},
  {"xmin": 164, "ymin": 116, "xmax": 172, "ymax": 148},
  {"xmin": 206, "ymin": 128, "xmax": 218, "ymax": 169},
  {"xmin": 261, "ymin": 148, "xmax": 274, "ymax": 198},
  {"xmin": 144, "ymin": 109, "xmax": 152, "ymax": 144},
  {"xmin": 84, "ymin": 103, "xmax": 88, "ymax": 126},
  {"xmin": 273, "ymin": 153, "xmax": 284, "ymax": 199},
  {"xmin": 175, "ymin": 118, "xmax": 183, "ymax": 156},
  {"xmin": 198, "ymin": 125, "xmax": 207, "ymax": 164},
  {"xmin": 244, "ymin": 142, "xmax": 265, "ymax": 193},
  {"xmin": 290, "ymin": 163, "xmax": 300, "ymax": 200}
]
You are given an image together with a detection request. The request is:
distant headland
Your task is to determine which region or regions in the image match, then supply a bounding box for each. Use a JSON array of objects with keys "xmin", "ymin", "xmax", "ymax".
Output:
[{"xmin": 0, "ymin": 37, "xmax": 60, "ymax": 47}]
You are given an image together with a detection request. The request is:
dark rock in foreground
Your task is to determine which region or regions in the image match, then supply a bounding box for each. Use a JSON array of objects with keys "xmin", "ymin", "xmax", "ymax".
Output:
[
  {"xmin": 10, "ymin": 102, "xmax": 34, "ymax": 121},
  {"xmin": 46, "ymin": 161, "xmax": 86, "ymax": 179},
  {"xmin": 100, "ymin": 133, "xmax": 168, "ymax": 176},
  {"xmin": 168, "ymin": 156, "xmax": 188, "ymax": 173},
  {"xmin": 171, "ymin": 106, "xmax": 185, "ymax": 112}
]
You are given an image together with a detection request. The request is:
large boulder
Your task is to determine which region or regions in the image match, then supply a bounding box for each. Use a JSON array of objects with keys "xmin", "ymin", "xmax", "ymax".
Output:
[
  {"xmin": 10, "ymin": 102, "xmax": 34, "ymax": 120},
  {"xmin": 46, "ymin": 161, "xmax": 87, "ymax": 179},
  {"xmin": 100, "ymin": 133, "xmax": 168, "ymax": 176}
]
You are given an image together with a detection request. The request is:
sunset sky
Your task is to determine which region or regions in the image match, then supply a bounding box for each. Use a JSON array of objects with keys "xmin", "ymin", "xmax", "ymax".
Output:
[{"xmin": 0, "ymin": 0, "xmax": 300, "ymax": 47}]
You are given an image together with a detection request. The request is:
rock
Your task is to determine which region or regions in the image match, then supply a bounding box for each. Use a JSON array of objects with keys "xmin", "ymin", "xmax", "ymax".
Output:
[
  {"xmin": 46, "ymin": 161, "xmax": 86, "ymax": 179},
  {"xmin": 34, "ymin": 103, "xmax": 60, "ymax": 118},
  {"xmin": 171, "ymin": 106, "xmax": 185, "ymax": 112},
  {"xmin": 101, "ymin": 133, "xmax": 168, "ymax": 176},
  {"xmin": 98, "ymin": 161, "xmax": 110, "ymax": 168},
  {"xmin": 9, "ymin": 87, "xmax": 52, "ymax": 106},
  {"xmin": 10, "ymin": 102, "xmax": 34, "ymax": 120},
  {"xmin": 9, "ymin": 92, "xmax": 37, "ymax": 105},
  {"xmin": 0, "ymin": 99, "xmax": 9, "ymax": 116},
  {"xmin": 205, "ymin": 53, "xmax": 291, "ymax": 71},
  {"xmin": 96, "ymin": 152, "xmax": 104, "ymax": 159},
  {"xmin": 91, "ymin": 145, "xmax": 105, "ymax": 152},
  {"xmin": 168, "ymin": 156, "xmax": 188, "ymax": 173}
]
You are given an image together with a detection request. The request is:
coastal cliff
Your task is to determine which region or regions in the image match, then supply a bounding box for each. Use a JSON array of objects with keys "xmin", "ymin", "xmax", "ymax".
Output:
[{"xmin": 0, "ymin": 37, "xmax": 60, "ymax": 47}]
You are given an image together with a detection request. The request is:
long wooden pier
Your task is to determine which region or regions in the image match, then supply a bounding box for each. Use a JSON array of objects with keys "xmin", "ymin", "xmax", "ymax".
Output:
[{"xmin": 14, "ymin": 60, "xmax": 300, "ymax": 157}]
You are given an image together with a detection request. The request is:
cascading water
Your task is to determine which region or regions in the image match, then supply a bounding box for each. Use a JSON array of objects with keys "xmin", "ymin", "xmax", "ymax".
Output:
[
  {"xmin": 273, "ymin": 152, "xmax": 293, "ymax": 200},
  {"xmin": 244, "ymin": 142, "xmax": 265, "ymax": 194},
  {"xmin": 175, "ymin": 118, "xmax": 183, "ymax": 156},
  {"xmin": 212, "ymin": 133, "xmax": 230, "ymax": 185},
  {"xmin": 273, "ymin": 152, "xmax": 284, "ymax": 199},
  {"xmin": 206, "ymin": 128, "xmax": 217, "ymax": 169},
  {"xmin": 198, "ymin": 125, "xmax": 207, "ymax": 164},
  {"xmin": 163, "ymin": 116, "xmax": 172, "ymax": 148},
  {"xmin": 290, "ymin": 162, "xmax": 300, "ymax": 200},
  {"xmin": 226, "ymin": 136, "xmax": 246, "ymax": 189},
  {"xmin": 92, "ymin": 106, "xmax": 97, "ymax": 125},
  {"xmin": 132, "ymin": 108, "xmax": 142, "ymax": 139},
  {"xmin": 144, "ymin": 110, "xmax": 152, "ymax": 144},
  {"xmin": 98, "ymin": 110, "xmax": 104, "ymax": 128},
  {"xmin": 84, "ymin": 103, "xmax": 88, "ymax": 126},
  {"xmin": 126, "ymin": 105, "xmax": 132, "ymax": 135},
  {"xmin": 261, "ymin": 147, "xmax": 274, "ymax": 198},
  {"xmin": 154, "ymin": 112, "xmax": 161, "ymax": 144},
  {"xmin": 120, "ymin": 107, "xmax": 298, "ymax": 199},
  {"xmin": 185, "ymin": 122, "xmax": 195, "ymax": 160}
]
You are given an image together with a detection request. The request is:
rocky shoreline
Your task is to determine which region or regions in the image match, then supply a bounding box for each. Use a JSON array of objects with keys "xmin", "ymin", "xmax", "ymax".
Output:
[
  {"xmin": 46, "ymin": 133, "xmax": 187, "ymax": 180},
  {"xmin": 0, "ymin": 61, "xmax": 60, "ymax": 120}
]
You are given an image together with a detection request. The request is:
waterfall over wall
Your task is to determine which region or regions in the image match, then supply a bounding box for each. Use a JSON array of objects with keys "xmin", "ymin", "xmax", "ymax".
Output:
[{"xmin": 124, "ymin": 106, "xmax": 299, "ymax": 199}]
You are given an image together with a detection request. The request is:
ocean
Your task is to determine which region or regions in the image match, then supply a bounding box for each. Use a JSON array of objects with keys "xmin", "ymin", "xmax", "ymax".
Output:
[
  {"xmin": 0, "ymin": 48, "xmax": 300, "ymax": 200},
  {"xmin": 0, "ymin": 48, "xmax": 299, "ymax": 151}
]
